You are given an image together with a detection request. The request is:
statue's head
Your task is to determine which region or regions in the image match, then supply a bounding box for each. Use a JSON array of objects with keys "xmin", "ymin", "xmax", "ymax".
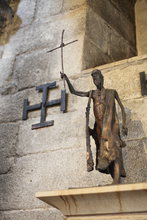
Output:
[{"xmin": 91, "ymin": 69, "xmax": 104, "ymax": 90}]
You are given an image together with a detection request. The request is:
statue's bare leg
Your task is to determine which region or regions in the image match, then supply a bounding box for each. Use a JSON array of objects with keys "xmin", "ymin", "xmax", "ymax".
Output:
[{"xmin": 112, "ymin": 159, "xmax": 121, "ymax": 184}]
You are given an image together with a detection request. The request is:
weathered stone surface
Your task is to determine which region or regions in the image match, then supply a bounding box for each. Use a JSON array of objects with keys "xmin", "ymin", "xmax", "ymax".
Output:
[
  {"xmin": 135, "ymin": 0, "xmax": 147, "ymax": 55},
  {"xmin": 63, "ymin": 0, "xmax": 86, "ymax": 11},
  {"xmin": 122, "ymin": 98, "xmax": 147, "ymax": 140},
  {"xmin": 3, "ymin": 7, "xmax": 86, "ymax": 59},
  {"xmin": 14, "ymin": 49, "xmax": 51, "ymax": 90},
  {"xmin": 86, "ymin": 9, "xmax": 110, "ymax": 55},
  {"xmin": 16, "ymin": 0, "xmax": 37, "ymax": 27},
  {"xmin": 35, "ymin": 0, "xmax": 63, "ymax": 21},
  {"xmin": 0, "ymin": 123, "xmax": 19, "ymax": 156},
  {"xmin": 0, "ymin": 123, "xmax": 19, "ymax": 174},
  {"xmin": 0, "ymin": 92, "xmax": 22, "ymax": 122},
  {"xmin": 17, "ymin": 110, "xmax": 86, "ymax": 155},
  {"xmin": 14, "ymin": 34, "xmax": 84, "ymax": 90},
  {"xmin": 101, "ymin": 57, "xmax": 147, "ymax": 100},
  {"xmin": 0, "ymin": 87, "xmax": 43, "ymax": 122},
  {"xmin": 0, "ymin": 157, "xmax": 15, "ymax": 175},
  {"xmin": 122, "ymin": 139, "xmax": 147, "ymax": 183},
  {"xmin": 109, "ymin": 29, "xmax": 136, "ymax": 61},
  {"xmin": 3, "ymin": 21, "xmax": 59, "ymax": 58},
  {"xmin": 2, "ymin": 208, "xmax": 64, "ymax": 220},
  {"xmin": 0, "ymin": 148, "xmax": 111, "ymax": 210},
  {"xmin": 0, "ymin": 57, "xmax": 15, "ymax": 87},
  {"xmin": 82, "ymin": 35, "xmax": 112, "ymax": 69},
  {"xmin": 0, "ymin": 56, "xmax": 18, "ymax": 95},
  {"xmin": 0, "ymin": 46, "xmax": 4, "ymax": 58},
  {"xmin": 84, "ymin": 5, "xmax": 136, "ymax": 67},
  {"xmin": 110, "ymin": 0, "xmax": 136, "ymax": 23},
  {"xmin": 87, "ymin": 0, "xmax": 136, "ymax": 46},
  {"xmin": 0, "ymin": 212, "xmax": 3, "ymax": 220}
]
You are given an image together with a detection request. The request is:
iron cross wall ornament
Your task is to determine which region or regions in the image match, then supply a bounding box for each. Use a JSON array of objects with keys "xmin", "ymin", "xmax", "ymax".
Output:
[{"xmin": 22, "ymin": 81, "xmax": 67, "ymax": 129}]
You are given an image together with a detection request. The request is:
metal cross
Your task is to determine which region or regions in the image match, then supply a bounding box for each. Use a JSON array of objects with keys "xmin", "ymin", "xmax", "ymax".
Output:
[
  {"xmin": 22, "ymin": 81, "xmax": 66, "ymax": 129},
  {"xmin": 47, "ymin": 29, "xmax": 78, "ymax": 87}
]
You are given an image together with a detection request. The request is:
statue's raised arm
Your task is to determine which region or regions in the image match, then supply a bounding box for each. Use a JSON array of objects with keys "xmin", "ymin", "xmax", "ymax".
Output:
[{"xmin": 61, "ymin": 73, "xmax": 90, "ymax": 97}]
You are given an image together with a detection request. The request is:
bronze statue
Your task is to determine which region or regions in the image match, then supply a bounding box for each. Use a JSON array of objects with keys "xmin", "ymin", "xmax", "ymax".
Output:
[{"xmin": 61, "ymin": 69, "xmax": 128, "ymax": 184}]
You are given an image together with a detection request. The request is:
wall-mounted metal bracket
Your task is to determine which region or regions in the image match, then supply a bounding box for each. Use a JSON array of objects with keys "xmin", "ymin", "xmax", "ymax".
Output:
[
  {"xmin": 140, "ymin": 72, "xmax": 147, "ymax": 96},
  {"xmin": 22, "ymin": 81, "xmax": 67, "ymax": 129}
]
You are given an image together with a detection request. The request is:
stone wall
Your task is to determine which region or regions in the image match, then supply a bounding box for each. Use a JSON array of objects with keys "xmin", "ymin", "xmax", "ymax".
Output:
[
  {"xmin": 82, "ymin": 0, "xmax": 137, "ymax": 69},
  {"xmin": 0, "ymin": 53, "xmax": 147, "ymax": 219},
  {"xmin": 0, "ymin": 0, "xmax": 147, "ymax": 220}
]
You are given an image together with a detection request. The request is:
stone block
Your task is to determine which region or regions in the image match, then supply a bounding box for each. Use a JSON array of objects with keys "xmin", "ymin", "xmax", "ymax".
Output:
[
  {"xmin": 0, "ymin": 93, "xmax": 21, "ymax": 122},
  {"xmin": 0, "ymin": 123, "xmax": 19, "ymax": 155},
  {"xmin": 63, "ymin": 0, "xmax": 86, "ymax": 11},
  {"xmin": 3, "ymin": 7, "xmax": 86, "ymax": 60},
  {"xmin": 14, "ymin": 49, "xmax": 51, "ymax": 90},
  {"xmin": 2, "ymin": 209, "xmax": 64, "ymax": 220},
  {"xmin": 82, "ymin": 35, "xmax": 112, "ymax": 69},
  {"xmin": 122, "ymin": 139, "xmax": 147, "ymax": 183},
  {"xmin": 0, "ymin": 87, "xmax": 44, "ymax": 122},
  {"xmin": 0, "ymin": 148, "xmax": 111, "ymax": 210},
  {"xmin": 3, "ymin": 21, "xmax": 59, "ymax": 58},
  {"xmin": 0, "ymin": 157, "xmax": 15, "ymax": 175},
  {"xmin": 87, "ymin": 0, "xmax": 136, "ymax": 47},
  {"xmin": 0, "ymin": 123, "xmax": 19, "ymax": 174},
  {"xmin": 16, "ymin": 0, "xmax": 37, "ymax": 27},
  {"xmin": 121, "ymin": 98, "xmax": 147, "ymax": 140},
  {"xmin": 35, "ymin": 0, "xmax": 63, "ymax": 21},
  {"xmin": 101, "ymin": 57, "xmax": 147, "ymax": 100},
  {"xmin": 85, "ymin": 9, "xmax": 110, "ymax": 55},
  {"xmin": 0, "ymin": 212, "xmax": 3, "ymax": 219},
  {"xmin": 0, "ymin": 46, "xmax": 4, "ymax": 58},
  {"xmin": 17, "ymin": 110, "xmax": 86, "ymax": 155},
  {"xmin": 0, "ymin": 57, "xmax": 15, "ymax": 92},
  {"xmin": 14, "ymin": 34, "xmax": 84, "ymax": 90},
  {"xmin": 85, "ymin": 7, "xmax": 136, "ymax": 66},
  {"xmin": 110, "ymin": 0, "xmax": 136, "ymax": 23},
  {"xmin": 109, "ymin": 29, "xmax": 136, "ymax": 61}
]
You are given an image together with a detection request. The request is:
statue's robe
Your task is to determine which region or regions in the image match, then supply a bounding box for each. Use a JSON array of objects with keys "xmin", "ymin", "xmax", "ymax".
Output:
[{"xmin": 92, "ymin": 89, "xmax": 126, "ymax": 177}]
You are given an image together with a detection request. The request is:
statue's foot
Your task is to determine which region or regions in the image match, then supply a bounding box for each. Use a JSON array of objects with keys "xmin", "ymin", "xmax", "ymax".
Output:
[
  {"xmin": 111, "ymin": 180, "xmax": 120, "ymax": 185},
  {"xmin": 87, "ymin": 165, "xmax": 94, "ymax": 172},
  {"xmin": 121, "ymin": 168, "xmax": 126, "ymax": 177}
]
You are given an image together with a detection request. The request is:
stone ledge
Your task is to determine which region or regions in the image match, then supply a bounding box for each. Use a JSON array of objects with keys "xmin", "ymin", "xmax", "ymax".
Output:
[
  {"xmin": 82, "ymin": 54, "xmax": 147, "ymax": 75},
  {"xmin": 67, "ymin": 213, "xmax": 147, "ymax": 220},
  {"xmin": 36, "ymin": 182, "xmax": 147, "ymax": 217}
]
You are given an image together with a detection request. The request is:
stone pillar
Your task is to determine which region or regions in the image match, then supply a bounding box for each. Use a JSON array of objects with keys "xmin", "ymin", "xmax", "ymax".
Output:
[{"xmin": 135, "ymin": 0, "xmax": 147, "ymax": 55}]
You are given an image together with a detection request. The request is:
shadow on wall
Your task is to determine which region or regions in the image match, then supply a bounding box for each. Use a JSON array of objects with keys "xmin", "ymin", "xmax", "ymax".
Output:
[
  {"xmin": 118, "ymin": 107, "xmax": 147, "ymax": 184},
  {"xmin": 0, "ymin": 0, "xmax": 21, "ymax": 45}
]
